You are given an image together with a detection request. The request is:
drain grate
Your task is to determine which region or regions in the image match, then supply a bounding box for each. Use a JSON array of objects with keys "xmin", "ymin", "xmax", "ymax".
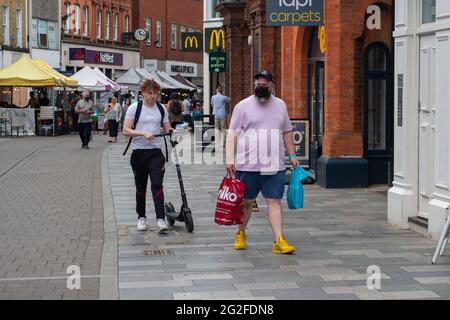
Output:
[{"xmin": 143, "ymin": 249, "xmax": 174, "ymax": 256}]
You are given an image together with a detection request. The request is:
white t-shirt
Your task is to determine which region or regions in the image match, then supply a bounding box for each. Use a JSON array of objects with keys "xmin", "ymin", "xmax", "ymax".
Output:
[
  {"xmin": 182, "ymin": 99, "xmax": 191, "ymax": 115},
  {"xmin": 125, "ymin": 102, "xmax": 169, "ymax": 150}
]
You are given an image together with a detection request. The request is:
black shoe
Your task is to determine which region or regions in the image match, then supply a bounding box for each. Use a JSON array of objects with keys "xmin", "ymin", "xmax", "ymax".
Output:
[
  {"xmin": 85, "ymin": 146, "xmax": 90, "ymax": 149},
  {"xmin": 81, "ymin": 144, "xmax": 85, "ymax": 149}
]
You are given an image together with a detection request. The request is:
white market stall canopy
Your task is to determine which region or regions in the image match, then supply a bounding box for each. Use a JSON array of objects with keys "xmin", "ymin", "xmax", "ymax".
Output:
[
  {"xmin": 115, "ymin": 67, "xmax": 194, "ymax": 91},
  {"xmin": 70, "ymin": 66, "xmax": 110, "ymax": 92},
  {"xmin": 92, "ymin": 67, "xmax": 128, "ymax": 93}
]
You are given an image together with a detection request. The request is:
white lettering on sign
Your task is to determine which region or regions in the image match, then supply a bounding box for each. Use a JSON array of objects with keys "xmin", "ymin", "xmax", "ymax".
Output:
[
  {"xmin": 99, "ymin": 52, "xmax": 115, "ymax": 64},
  {"xmin": 218, "ymin": 186, "xmax": 238, "ymax": 202},
  {"xmin": 171, "ymin": 65, "xmax": 194, "ymax": 74},
  {"xmin": 279, "ymin": 0, "xmax": 313, "ymax": 10}
]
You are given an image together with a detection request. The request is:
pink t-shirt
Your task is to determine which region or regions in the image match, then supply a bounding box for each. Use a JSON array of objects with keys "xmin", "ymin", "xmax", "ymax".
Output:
[{"xmin": 228, "ymin": 95, "xmax": 293, "ymax": 173}]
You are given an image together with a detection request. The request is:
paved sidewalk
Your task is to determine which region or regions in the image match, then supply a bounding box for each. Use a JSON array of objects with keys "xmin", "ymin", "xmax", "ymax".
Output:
[
  {"xmin": 0, "ymin": 134, "xmax": 108, "ymax": 300},
  {"xmin": 104, "ymin": 140, "xmax": 450, "ymax": 300}
]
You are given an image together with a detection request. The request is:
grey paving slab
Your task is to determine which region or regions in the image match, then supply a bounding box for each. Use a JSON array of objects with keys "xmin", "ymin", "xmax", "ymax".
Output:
[
  {"xmin": 0, "ymin": 135, "xmax": 108, "ymax": 299},
  {"xmin": 103, "ymin": 141, "xmax": 450, "ymax": 300}
]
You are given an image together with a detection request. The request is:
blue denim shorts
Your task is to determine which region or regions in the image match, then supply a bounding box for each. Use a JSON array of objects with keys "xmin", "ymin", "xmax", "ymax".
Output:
[{"xmin": 235, "ymin": 170, "xmax": 286, "ymax": 200}]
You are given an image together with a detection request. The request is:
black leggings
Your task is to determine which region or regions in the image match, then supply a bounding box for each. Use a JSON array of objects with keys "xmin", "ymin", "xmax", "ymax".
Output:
[
  {"xmin": 78, "ymin": 123, "xmax": 92, "ymax": 147},
  {"xmin": 130, "ymin": 149, "xmax": 166, "ymax": 220}
]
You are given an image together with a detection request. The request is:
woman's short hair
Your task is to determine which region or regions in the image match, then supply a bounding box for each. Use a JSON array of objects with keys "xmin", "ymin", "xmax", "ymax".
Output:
[{"xmin": 140, "ymin": 79, "xmax": 161, "ymax": 93}]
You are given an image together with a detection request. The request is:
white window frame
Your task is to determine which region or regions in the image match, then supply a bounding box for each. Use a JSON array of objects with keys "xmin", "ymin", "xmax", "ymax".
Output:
[
  {"xmin": 124, "ymin": 15, "xmax": 129, "ymax": 33},
  {"xmin": 64, "ymin": 3, "xmax": 70, "ymax": 33},
  {"xmin": 74, "ymin": 5, "xmax": 80, "ymax": 35},
  {"xmin": 113, "ymin": 13, "xmax": 118, "ymax": 41},
  {"xmin": 97, "ymin": 10, "xmax": 102, "ymax": 39},
  {"xmin": 145, "ymin": 18, "xmax": 151, "ymax": 46},
  {"xmin": 105, "ymin": 12, "xmax": 110, "ymax": 40},
  {"xmin": 170, "ymin": 23, "xmax": 177, "ymax": 50},
  {"xmin": 3, "ymin": 6, "xmax": 9, "ymax": 45},
  {"xmin": 156, "ymin": 20, "xmax": 161, "ymax": 47},
  {"xmin": 179, "ymin": 25, "xmax": 185, "ymax": 49},
  {"xmin": 83, "ymin": 7, "xmax": 88, "ymax": 37},
  {"xmin": 16, "ymin": 9, "xmax": 22, "ymax": 47}
]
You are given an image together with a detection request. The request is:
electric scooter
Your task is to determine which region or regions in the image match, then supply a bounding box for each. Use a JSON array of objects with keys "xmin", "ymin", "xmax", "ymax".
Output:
[{"xmin": 154, "ymin": 131, "xmax": 194, "ymax": 233}]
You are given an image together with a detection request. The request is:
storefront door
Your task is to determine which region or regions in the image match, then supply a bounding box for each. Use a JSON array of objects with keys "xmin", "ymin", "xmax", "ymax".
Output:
[
  {"xmin": 309, "ymin": 62, "xmax": 324, "ymax": 173},
  {"xmin": 418, "ymin": 35, "xmax": 436, "ymax": 219},
  {"xmin": 364, "ymin": 43, "xmax": 394, "ymax": 185}
]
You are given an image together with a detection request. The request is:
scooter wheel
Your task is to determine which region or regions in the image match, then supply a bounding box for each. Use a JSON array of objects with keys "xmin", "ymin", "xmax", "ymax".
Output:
[
  {"xmin": 166, "ymin": 217, "xmax": 176, "ymax": 226},
  {"xmin": 184, "ymin": 210, "xmax": 194, "ymax": 233}
]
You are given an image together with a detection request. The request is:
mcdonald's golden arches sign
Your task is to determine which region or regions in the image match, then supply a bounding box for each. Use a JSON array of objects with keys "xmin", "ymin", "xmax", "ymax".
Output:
[
  {"xmin": 181, "ymin": 32, "xmax": 203, "ymax": 52},
  {"xmin": 205, "ymin": 28, "xmax": 225, "ymax": 53}
]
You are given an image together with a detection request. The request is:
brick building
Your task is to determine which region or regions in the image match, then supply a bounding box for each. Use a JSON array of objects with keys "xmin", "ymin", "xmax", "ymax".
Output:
[
  {"xmin": 217, "ymin": 0, "xmax": 394, "ymax": 188},
  {"xmin": 61, "ymin": 0, "xmax": 140, "ymax": 79},
  {"xmin": 0, "ymin": 0, "xmax": 29, "ymax": 106},
  {"xmin": 132, "ymin": 0, "xmax": 203, "ymax": 85}
]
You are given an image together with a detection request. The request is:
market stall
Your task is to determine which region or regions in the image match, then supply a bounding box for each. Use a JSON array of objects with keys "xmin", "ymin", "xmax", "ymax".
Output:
[{"xmin": 0, "ymin": 54, "xmax": 78, "ymax": 136}]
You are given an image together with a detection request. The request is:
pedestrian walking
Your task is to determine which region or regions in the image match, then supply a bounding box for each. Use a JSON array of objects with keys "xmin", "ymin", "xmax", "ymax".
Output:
[
  {"xmin": 70, "ymin": 91, "xmax": 81, "ymax": 133},
  {"xmin": 226, "ymin": 70, "xmax": 299, "ymax": 254},
  {"xmin": 182, "ymin": 95, "xmax": 193, "ymax": 128},
  {"xmin": 167, "ymin": 93, "xmax": 184, "ymax": 129},
  {"xmin": 75, "ymin": 91, "xmax": 95, "ymax": 149},
  {"xmin": 211, "ymin": 86, "xmax": 230, "ymax": 147},
  {"xmin": 104, "ymin": 96, "xmax": 122, "ymax": 143},
  {"xmin": 123, "ymin": 79, "xmax": 174, "ymax": 233}
]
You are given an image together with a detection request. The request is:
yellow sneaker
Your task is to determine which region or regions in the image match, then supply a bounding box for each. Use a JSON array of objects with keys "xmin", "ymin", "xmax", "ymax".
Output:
[
  {"xmin": 272, "ymin": 235, "xmax": 296, "ymax": 254},
  {"xmin": 234, "ymin": 231, "xmax": 247, "ymax": 250}
]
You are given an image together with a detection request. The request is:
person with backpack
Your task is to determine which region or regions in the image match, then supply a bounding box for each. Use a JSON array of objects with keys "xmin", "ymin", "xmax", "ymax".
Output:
[
  {"xmin": 167, "ymin": 93, "xmax": 184, "ymax": 129},
  {"xmin": 122, "ymin": 79, "xmax": 174, "ymax": 233}
]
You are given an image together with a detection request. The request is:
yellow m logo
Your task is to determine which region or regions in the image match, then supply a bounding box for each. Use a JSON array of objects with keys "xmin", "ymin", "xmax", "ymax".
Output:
[
  {"xmin": 210, "ymin": 29, "xmax": 225, "ymax": 50},
  {"xmin": 184, "ymin": 36, "xmax": 199, "ymax": 49}
]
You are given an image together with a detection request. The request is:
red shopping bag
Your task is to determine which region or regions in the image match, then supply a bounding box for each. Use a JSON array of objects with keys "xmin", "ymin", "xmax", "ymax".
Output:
[{"xmin": 214, "ymin": 174, "xmax": 246, "ymax": 226}]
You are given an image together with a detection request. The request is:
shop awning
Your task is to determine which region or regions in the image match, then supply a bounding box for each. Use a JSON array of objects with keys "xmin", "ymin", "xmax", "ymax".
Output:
[
  {"xmin": 33, "ymin": 59, "xmax": 78, "ymax": 88},
  {"xmin": 0, "ymin": 55, "xmax": 67, "ymax": 87}
]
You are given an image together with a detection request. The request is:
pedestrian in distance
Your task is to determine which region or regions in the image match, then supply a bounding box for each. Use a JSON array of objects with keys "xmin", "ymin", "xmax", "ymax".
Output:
[
  {"xmin": 75, "ymin": 91, "xmax": 95, "ymax": 149},
  {"xmin": 211, "ymin": 86, "xmax": 231, "ymax": 147},
  {"xmin": 226, "ymin": 70, "xmax": 300, "ymax": 254},
  {"xmin": 167, "ymin": 93, "xmax": 184, "ymax": 129},
  {"xmin": 104, "ymin": 96, "xmax": 122, "ymax": 143},
  {"xmin": 123, "ymin": 79, "xmax": 174, "ymax": 233}
]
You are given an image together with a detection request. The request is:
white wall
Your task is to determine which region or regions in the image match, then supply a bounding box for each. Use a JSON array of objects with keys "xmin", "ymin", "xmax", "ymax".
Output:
[
  {"xmin": 32, "ymin": 49, "xmax": 60, "ymax": 68},
  {"xmin": 389, "ymin": 0, "xmax": 450, "ymax": 240}
]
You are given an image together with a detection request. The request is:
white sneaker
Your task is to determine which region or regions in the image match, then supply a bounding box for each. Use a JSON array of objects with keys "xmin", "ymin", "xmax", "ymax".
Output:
[
  {"xmin": 137, "ymin": 218, "xmax": 148, "ymax": 231},
  {"xmin": 157, "ymin": 219, "xmax": 169, "ymax": 233}
]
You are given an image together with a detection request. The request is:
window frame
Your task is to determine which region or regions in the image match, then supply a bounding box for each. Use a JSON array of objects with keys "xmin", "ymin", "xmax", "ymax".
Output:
[
  {"xmin": 83, "ymin": 7, "xmax": 88, "ymax": 37},
  {"xmin": 3, "ymin": 5, "xmax": 9, "ymax": 45},
  {"xmin": 16, "ymin": 9, "xmax": 22, "ymax": 47},
  {"xmin": 145, "ymin": 18, "xmax": 152, "ymax": 46},
  {"xmin": 113, "ymin": 13, "xmax": 118, "ymax": 41},
  {"xmin": 97, "ymin": 10, "xmax": 102, "ymax": 39},
  {"xmin": 105, "ymin": 11, "xmax": 110, "ymax": 40},
  {"xmin": 170, "ymin": 23, "xmax": 177, "ymax": 50},
  {"xmin": 156, "ymin": 20, "xmax": 162, "ymax": 48}
]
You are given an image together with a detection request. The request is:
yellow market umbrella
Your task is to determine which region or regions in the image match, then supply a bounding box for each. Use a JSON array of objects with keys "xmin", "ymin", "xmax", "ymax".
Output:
[
  {"xmin": 33, "ymin": 59, "xmax": 78, "ymax": 88},
  {"xmin": 0, "ymin": 54, "xmax": 64, "ymax": 87}
]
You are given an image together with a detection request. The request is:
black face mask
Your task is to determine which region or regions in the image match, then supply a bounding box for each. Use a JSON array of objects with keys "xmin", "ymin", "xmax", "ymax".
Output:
[{"xmin": 254, "ymin": 86, "xmax": 271, "ymax": 100}]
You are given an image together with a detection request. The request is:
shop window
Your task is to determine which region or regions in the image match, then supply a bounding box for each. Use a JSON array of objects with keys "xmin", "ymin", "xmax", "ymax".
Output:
[{"xmin": 422, "ymin": 0, "xmax": 436, "ymax": 24}]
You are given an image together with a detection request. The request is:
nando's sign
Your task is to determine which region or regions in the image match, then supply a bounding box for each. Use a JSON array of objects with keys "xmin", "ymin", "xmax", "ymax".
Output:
[
  {"xmin": 181, "ymin": 32, "xmax": 203, "ymax": 52},
  {"xmin": 205, "ymin": 28, "xmax": 225, "ymax": 53}
]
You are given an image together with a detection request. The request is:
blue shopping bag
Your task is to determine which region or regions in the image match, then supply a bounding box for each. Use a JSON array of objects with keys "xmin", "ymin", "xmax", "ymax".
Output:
[{"xmin": 287, "ymin": 166, "xmax": 311, "ymax": 210}]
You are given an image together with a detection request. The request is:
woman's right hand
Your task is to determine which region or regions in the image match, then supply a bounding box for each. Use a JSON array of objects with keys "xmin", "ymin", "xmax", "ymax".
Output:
[{"xmin": 226, "ymin": 164, "xmax": 236, "ymax": 176}]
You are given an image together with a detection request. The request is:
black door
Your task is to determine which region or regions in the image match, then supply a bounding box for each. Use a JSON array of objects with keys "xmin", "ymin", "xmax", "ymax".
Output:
[
  {"xmin": 364, "ymin": 43, "xmax": 394, "ymax": 185},
  {"xmin": 309, "ymin": 61, "xmax": 324, "ymax": 173}
]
